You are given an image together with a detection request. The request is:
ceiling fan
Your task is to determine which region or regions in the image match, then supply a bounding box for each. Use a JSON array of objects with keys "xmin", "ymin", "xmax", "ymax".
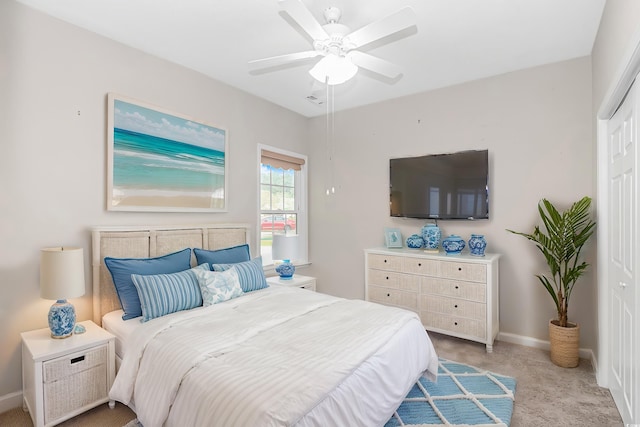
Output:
[{"xmin": 249, "ymin": 0, "xmax": 417, "ymax": 85}]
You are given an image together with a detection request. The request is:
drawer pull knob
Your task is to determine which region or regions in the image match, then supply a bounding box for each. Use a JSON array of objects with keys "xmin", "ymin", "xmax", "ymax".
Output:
[
  {"xmin": 70, "ymin": 356, "xmax": 85, "ymax": 364},
  {"xmin": 455, "ymin": 286, "xmax": 459, "ymax": 289},
  {"xmin": 418, "ymin": 263, "xmax": 422, "ymax": 266},
  {"xmin": 387, "ymin": 293, "xmax": 390, "ymax": 297},
  {"xmin": 454, "ymin": 322, "xmax": 458, "ymax": 326},
  {"xmin": 386, "ymin": 276, "xmax": 389, "ymax": 280},
  {"xmin": 384, "ymin": 259, "xmax": 387, "ymax": 263},
  {"xmin": 458, "ymin": 267, "xmax": 462, "ymax": 271},
  {"xmin": 454, "ymin": 304, "xmax": 458, "ymax": 308}
]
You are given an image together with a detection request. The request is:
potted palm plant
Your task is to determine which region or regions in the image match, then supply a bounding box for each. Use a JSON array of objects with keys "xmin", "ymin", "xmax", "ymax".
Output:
[{"xmin": 507, "ymin": 196, "xmax": 596, "ymax": 367}]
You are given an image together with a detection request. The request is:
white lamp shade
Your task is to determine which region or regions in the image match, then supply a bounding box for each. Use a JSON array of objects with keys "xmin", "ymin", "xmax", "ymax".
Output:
[
  {"xmin": 309, "ymin": 55, "xmax": 358, "ymax": 85},
  {"xmin": 40, "ymin": 247, "xmax": 86, "ymax": 300},
  {"xmin": 272, "ymin": 234, "xmax": 299, "ymax": 262}
]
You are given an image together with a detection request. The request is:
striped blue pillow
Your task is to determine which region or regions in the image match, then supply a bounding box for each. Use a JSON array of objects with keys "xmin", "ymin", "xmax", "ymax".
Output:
[
  {"xmin": 131, "ymin": 264, "xmax": 208, "ymax": 322},
  {"xmin": 211, "ymin": 257, "xmax": 268, "ymax": 293}
]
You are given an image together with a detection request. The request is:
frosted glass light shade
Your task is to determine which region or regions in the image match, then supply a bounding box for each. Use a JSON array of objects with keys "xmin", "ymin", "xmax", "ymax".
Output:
[{"xmin": 309, "ymin": 55, "xmax": 358, "ymax": 85}]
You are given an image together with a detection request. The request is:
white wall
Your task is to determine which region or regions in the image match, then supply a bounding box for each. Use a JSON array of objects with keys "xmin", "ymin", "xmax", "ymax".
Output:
[
  {"xmin": 305, "ymin": 57, "xmax": 595, "ymax": 353},
  {"xmin": 0, "ymin": 1, "xmax": 309, "ymax": 399},
  {"xmin": 592, "ymin": 0, "xmax": 640, "ymax": 110}
]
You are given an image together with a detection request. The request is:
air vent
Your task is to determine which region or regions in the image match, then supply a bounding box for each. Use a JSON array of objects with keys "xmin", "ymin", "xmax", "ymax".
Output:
[{"xmin": 306, "ymin": 95, "xmax": 324, "ymax": 105}]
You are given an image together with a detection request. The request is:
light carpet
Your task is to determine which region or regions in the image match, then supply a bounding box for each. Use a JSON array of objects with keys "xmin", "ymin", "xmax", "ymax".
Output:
[
  {"xmin": 385, "ymin": 358, "xmax": 517, "ymax": 427},
  {"xmin": 123, "ymin": 358, "xmax": 516, "ymax": 427}
]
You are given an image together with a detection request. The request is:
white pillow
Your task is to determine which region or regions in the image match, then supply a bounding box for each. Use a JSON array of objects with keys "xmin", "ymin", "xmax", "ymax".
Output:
[{"xmin": 194, "ymin": 266, "xmax": 244, "ymax": 306}]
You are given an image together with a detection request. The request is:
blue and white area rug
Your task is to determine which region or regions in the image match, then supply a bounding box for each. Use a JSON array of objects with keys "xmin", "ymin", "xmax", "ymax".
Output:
[{"xmin": 385, "ymin": 358, "xmax": 517, "ymax": 427}]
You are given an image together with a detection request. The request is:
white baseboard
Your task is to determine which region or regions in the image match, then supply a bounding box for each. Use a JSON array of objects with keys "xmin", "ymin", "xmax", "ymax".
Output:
[
  {"xmin": 0, "ymin": 391, "xmax": 23, "ymax": 414},
  {"xmin": 497, "ymin": 331, "xmax": 597, "ymax": 370}
]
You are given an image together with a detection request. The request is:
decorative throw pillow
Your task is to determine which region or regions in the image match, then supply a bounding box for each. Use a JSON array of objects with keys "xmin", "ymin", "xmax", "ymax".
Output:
[
  {"xmin": 211, "ymin": 257, "xmax": 269, "ymax": 293},
  {"xmin": 194, "ymin": 267, "xmax": 244, "ymax": 306},
  {"xmin": 193, "ymin": 244, "xmax": 251, "ymax": 265},
  {"xmin": 104, "ymin": 248, "xmax": 192, "ymax": 320},
  {"xmin": 131, "ymin": 264, "xmax": 208, "ymax": 322}
]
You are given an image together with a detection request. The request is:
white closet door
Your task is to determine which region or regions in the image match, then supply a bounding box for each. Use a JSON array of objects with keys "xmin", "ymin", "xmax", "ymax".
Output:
[{"xmin": 607, "ymin": 78, "xmax": 638, "ymax": 424}]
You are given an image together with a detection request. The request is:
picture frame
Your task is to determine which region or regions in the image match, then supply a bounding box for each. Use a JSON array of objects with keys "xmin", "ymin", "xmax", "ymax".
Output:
[
  {"xmin": 107, "ymin": 93, "xmax": 228, "ymax": 212},
  {"xmin": 384, "ymin": 227, "xmax": 403, "ymax": 248}
]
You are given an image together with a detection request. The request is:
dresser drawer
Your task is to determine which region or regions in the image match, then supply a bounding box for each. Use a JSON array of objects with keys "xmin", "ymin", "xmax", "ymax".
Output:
[
  {"xmin": 42, "ymin": 344, "xmax": 109, "ymax": 424},
  {"xmin": 368, "ymin": 285, "xmax": 418, "ymax": 311},
  {"xmin": 367, "ymin": 254, "xmax": 403, "ymax": 272},
  {"xmin": 402, "ymin": 257, "xmax": 439, "ymax": 275},
  {"xmin": 43, "ymin": 345, "xmax": 107, "ymax": 382},
  {"xmin": 44, "ymin": 364, "xmax": 108, "ymax": 424},
  {"xmin": 422, "ymin": 312, "xmax": 486, "ymax": 340},
  {"xmin": 368, "ymin": 269, "xmax": 419, "ymax": 291},
  {"xmin": 439, "ymin": 261, "xmax": 486, "ymax": 283},
  {"xmin": 421, "ymin": 277, "xmax": 486, "ymax": 303},
  {"xmin": 421, "ymin": 295, "xmax": 486, "ymax": 321}
]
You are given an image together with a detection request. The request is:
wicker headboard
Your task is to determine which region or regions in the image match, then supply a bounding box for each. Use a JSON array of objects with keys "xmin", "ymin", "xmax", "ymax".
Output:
[{"xmin": 91, "ymin": 224, "xmax": 251, "ymax": 325}]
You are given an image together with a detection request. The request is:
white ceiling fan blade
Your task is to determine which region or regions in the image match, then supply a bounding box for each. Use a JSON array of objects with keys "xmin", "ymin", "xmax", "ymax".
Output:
[
  {"xmin": 348, "ymin": 51, "xmax": 403, "ymax": 79},
  {"xmin": 278, "ymin": 0, "xmax": 329, "ymax": 41},
  {"xmin": 249, "ymin": 51, "xmax": 322, "ymax": 70},
  {"xmin": 345, "ymin": 7, "xmax": 417, "ymax": 49}
]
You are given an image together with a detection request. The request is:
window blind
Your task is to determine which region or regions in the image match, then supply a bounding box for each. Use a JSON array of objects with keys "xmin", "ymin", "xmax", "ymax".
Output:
[{"xmin": 261, "ymin": 149, "xmax": 305, "ymax": 171}]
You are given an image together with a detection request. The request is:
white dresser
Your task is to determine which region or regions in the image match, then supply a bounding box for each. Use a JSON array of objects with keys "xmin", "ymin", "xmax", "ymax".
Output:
[{"xmin": 365, "ymin": 247, "xmax": 500, "ymax": 352}]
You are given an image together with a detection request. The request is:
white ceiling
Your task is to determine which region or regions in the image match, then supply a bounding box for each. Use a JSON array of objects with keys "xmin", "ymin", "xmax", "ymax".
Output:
[{"xmin": 16, "ymin": 0, "xmax": 606, "ymax": 117}]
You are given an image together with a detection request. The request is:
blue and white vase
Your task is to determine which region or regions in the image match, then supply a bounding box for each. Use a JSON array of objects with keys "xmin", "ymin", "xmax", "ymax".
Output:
[
  {"xmin": 442, "ymin": 235, "xmax": 465, "ymax": 255},
  {"xmin": 406, "ymin": 234, "xmax": 424, "ymax": 249},
  {"xmin": 468, "ymin": 234, "xmax": 487, "ymax": 257},
  {"xmin": 48, "ymin": 299, "xmax": 76, "ymax": 338},
  {"xmin": 421, "ymin": 223, "xmax": 441, "ymax": 252}
]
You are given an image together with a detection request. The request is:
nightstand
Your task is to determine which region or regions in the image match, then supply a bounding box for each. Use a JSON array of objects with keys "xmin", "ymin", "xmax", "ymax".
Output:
[
  {"xmin": 21, "ymin": 320, "xmax": 116, "ymax": 427},
  {"xmin": 267, "ymin": 274, "xmax": 317, "ymax": 291}
]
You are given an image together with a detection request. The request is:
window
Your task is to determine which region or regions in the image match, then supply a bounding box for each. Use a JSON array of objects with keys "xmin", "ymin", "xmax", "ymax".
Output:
[{"xmin": 259, "ymin": 146, "xmax": 307, "ymax": 266}]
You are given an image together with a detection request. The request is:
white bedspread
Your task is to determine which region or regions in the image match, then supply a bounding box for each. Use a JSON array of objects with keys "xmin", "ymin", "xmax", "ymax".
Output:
[{"xmin": 110, "ymin": 286, "xmax": 438, "ymax": 427}]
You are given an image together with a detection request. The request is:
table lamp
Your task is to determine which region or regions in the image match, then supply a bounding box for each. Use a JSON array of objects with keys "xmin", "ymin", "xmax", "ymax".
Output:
[
  {"xmin": 272, "ymin": 234, "xmax": 299, "ymax": 280},
  {"xmin": 40, "ymin": 247, "xmax": 86, "ymax": 338}
]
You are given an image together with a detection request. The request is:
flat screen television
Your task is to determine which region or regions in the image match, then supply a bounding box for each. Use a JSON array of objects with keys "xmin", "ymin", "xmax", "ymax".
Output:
[{"xmin": 390, "ymin": 149, "xmax": 489, "ymax": 220}]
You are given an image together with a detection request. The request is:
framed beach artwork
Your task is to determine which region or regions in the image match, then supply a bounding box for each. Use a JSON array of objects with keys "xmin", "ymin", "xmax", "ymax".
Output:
[
  {"xmin": 384, "ymin": 227, "xmax": 403, "ymax": 248},
  {"xmin": 107, "ymin": 93, "xmax": 228, "ymax": 212}
]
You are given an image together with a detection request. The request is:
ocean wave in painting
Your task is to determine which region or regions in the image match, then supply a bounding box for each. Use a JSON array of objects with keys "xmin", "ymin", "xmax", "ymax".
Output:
[{"xmin": 113, "ymin": 128, "xmax": 225, "ymax": 192}]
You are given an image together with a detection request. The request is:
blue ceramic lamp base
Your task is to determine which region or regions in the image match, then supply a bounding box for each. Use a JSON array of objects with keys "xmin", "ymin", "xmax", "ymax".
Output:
[
  {"xmin": 48, "ymin": 299, "xmax": 76, "ymax": 339},
  {"xmin": 275, "ymin": 260, "xmax": 295, "ymax": 280}
]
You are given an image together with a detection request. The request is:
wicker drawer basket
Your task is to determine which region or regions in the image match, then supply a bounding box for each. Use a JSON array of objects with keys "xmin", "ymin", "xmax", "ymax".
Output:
[{"xmin": 42, "ymin": 345, "xmax": 108, "ymax": 424}]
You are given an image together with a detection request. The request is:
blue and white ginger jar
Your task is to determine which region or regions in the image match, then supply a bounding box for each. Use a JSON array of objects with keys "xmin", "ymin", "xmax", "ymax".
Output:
[
  {"xmin": 442, "ymin": 235, "xmax": 465, "ymax": 255},
  {"xmin": 406, "ymin": 234, "xmax": 424, "ymax": 249},
  {"xmin": 468, "ymin": 234, "xmax": 487, "ymax": 257},
  {"xmin": 421, "ymin": 223, "xmax": 441, "ymax": 252},
  {"xmin": 48, "ymin": 299, "xmax": 76, "ymax": 338}
]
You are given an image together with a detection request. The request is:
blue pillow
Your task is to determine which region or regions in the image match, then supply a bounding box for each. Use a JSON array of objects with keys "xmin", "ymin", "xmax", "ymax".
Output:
[
  {"xmin": 211, "ymin": 257, "xmax": 269, "ymax": 293},
  {"xmin": 104, "ymin": 248, "xmax": 192, "ymax": 320},
  {"xmin": 194, "ymin": 244, "xmax": 251, "ymax": 265},
  {"xmin": 131, "ymin": 264, "xmax": 207, "ymax": 322}
]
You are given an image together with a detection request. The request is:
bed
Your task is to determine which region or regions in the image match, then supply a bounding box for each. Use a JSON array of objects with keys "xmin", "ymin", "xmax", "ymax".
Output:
[{"xmin": 92, "ymin": 224, "xmax": 439, "ymax": 427}]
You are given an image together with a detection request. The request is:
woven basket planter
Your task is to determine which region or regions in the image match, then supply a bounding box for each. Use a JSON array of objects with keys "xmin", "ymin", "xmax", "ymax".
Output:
[{"xmin": 549, "ymin": 320, "xmax": 580, "ymax": 368}]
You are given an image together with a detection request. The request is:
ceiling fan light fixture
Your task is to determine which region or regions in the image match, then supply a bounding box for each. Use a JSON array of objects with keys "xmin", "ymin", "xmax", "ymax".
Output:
[{"xmin": 309, "ymin": 55, "xmax": 358, "ymax": 85}]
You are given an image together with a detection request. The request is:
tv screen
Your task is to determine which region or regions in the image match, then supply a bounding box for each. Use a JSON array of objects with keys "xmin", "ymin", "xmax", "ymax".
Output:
[{"xmin": 390, "ymin": 149, "xmax": 489, "ymax": 220}]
